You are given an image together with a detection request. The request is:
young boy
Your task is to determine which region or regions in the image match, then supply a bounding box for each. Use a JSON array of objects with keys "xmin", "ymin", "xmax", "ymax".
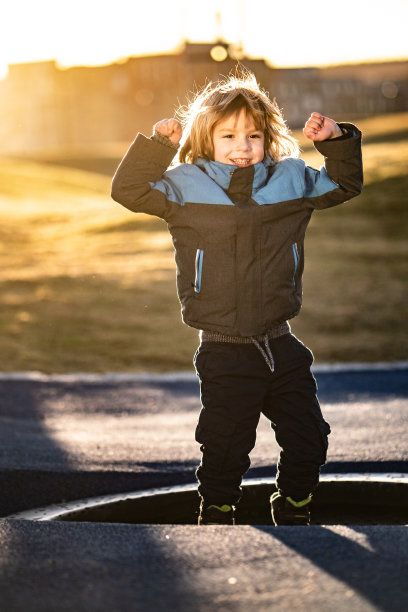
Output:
[{"xmin": 111, "ymin": 73, "xmax": 363, "ymax": 525}]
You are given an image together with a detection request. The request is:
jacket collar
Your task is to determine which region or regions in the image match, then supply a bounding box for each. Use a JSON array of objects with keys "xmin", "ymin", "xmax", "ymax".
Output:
[{"xmin": 195, "ymin": 158, "xmax": 272, "ymax": 194}]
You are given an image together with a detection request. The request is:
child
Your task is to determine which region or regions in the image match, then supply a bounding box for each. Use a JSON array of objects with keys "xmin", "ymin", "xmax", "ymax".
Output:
[{"xmin": 111, "ymin": 72, "xmax": 363, "ymax": 525}]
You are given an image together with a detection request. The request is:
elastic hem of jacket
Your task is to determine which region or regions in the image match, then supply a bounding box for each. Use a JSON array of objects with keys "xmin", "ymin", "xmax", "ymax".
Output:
[
  {"xmin": 151, "ymin": 132, "xmax": 180, "ymax": 150},
  {"xmin": 314, "ymin": 122, "xmax": 362, "ymax": 161},
  {"xmin": 199, "ymin": 322, "xmax": 290, "ymax": 344}
]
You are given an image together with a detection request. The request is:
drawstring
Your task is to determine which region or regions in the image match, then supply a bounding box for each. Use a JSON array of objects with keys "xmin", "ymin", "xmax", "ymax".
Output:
[{"xmin": 251, "ymin": 334, "xmax": 275, "ymax": 373}]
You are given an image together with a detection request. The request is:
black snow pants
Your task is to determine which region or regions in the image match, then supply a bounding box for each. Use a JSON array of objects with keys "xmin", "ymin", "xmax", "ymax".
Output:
[{"xmin": 193, "ymin": 333, "xmax": 330, "ymax": 506}]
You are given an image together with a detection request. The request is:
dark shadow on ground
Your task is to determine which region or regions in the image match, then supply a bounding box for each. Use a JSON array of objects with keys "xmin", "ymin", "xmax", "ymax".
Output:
[
  {"xmin": 0, "ymin": 381, "xmax": 204, "ymax": 608},
  {"xmin": 4, "ymin": 459, "xmax": 408, "ymax": 519},
  {"xmin": 0, "ymin": 520, "xmax": 200, "ymax": 612},
  {"xmin": 254, "ymin": 524, "xmax": 408, "ymax": 612},
  {"xmin": 0, "ymin": 464, "xmax": 197, "ymax": 517},
  {"xmin": 0, "ymin": 380, "xmax": 75, "ymax": 515}
]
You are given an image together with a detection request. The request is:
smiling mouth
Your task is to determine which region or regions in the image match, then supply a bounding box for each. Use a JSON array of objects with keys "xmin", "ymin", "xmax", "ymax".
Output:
[{"xmin": 230, "ymin": 158, "xmax": 252, "ymax": 166}]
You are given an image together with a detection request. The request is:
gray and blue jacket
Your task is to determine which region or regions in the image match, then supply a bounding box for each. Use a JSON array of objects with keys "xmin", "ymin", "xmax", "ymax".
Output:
[{"xmin": 111, "ymin": 125, "xmax": 363, "ymax": 337}]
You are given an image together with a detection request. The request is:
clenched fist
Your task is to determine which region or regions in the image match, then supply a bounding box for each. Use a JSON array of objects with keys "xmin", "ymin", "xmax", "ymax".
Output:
[
  {"xmin": 153, "ymin": 118, "xmax": 183, "ymax": 145},
  {"xmin": 303, "ymin": 113, "xmax": 343, "ymax": 142}
]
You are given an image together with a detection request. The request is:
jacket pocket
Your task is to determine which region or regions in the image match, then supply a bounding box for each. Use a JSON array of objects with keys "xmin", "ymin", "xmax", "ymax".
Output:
[
  {"xmin": 292, "ymin": 243, "xmax": 299, "ymax": 286},
  {"xmin": 194, "ymin": 249, "xmax": 204, "ymax": 293},
  {"xmin": 186, "ymin": 238, "xmax": 236, "ymax": 328}
]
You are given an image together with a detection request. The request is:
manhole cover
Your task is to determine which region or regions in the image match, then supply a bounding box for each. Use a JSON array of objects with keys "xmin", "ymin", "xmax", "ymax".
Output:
[{"xmin": 8, "ymin": 474, "xmax": 408, "ymax": 525}]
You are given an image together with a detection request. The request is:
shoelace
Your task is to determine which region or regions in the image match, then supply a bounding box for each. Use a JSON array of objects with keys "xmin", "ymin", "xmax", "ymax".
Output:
[{"xmin": 251, "ymin": 334, "xmax": 275, "ymax": 373}]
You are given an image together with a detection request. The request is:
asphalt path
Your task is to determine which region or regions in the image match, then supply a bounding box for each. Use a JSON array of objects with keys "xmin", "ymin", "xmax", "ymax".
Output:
[
  {"xmin": 0, "ymin": 365, "xmax": 407, "ymax": 611},
  {"xmin": 0, "ymin": 366, "xmax": 407, "ymax": 516}
]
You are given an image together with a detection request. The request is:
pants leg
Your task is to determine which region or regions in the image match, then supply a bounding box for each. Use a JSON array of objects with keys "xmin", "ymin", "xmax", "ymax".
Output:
[
  {"xmin": 262, "ymin": 334, "xmax": 331, "ymax": 500},
  {"xmin": 194, "ymin": 342, "xmax": 269, "ymax": 506}
]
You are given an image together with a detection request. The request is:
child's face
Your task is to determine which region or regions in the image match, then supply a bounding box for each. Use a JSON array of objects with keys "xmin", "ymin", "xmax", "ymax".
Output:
[{"xmin": 212, "ymin": 108, "xmax": 265, "ymax": 167}]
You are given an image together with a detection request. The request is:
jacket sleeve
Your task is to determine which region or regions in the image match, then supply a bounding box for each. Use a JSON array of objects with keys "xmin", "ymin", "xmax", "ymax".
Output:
[
  {"xmin": 303, "ymin": 123, "xmax": 363, "ymax": 209},
  {"xmin": 111, "ymin": 133, "xmax": 178, "ymax": 220}
]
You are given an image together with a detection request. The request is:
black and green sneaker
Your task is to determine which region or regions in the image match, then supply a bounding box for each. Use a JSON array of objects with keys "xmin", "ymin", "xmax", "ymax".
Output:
[
  {"xmin": 198, "ymin": 503, "xmax": 235, "ymax": 525},
  {"xmin": 270, "ymin": 492, "xmax": 312, "ymax": 526}
]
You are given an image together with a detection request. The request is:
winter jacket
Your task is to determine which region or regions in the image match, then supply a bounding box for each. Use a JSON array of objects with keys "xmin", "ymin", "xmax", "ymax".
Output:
[{"xmin": 111, "ymin": 124, "xmax": 363, "ymax": 337}]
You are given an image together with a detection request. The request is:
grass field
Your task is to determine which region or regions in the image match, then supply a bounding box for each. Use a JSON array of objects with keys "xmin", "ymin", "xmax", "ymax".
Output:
[{"xmin": 1, "ymin": 113, "xmax": 407, "ymax": 372}]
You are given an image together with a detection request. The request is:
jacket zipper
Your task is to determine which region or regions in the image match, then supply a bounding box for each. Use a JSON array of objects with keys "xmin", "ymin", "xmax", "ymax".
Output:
[
  {"xmin": 194, "ymin": 249, "xmax": 204, "ymax": 293},
  {"xmin": 292, "ymin": 243, "xmax": 299, "ymax": 286}
]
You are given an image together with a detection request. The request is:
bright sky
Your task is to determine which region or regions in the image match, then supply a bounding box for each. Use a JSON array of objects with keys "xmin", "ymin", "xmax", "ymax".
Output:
[{"xmin": 1, "ymin": 0, "xmax": 407, "ymax": 80}]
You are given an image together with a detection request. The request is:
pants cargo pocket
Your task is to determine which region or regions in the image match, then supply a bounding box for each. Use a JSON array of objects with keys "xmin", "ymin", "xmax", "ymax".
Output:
[
  {"xmin": 195, "ymin": 409, "xmax": 237, "ymax": 472},
  {"xmin": 317, "ymin": 418, "xmax": 331, "ymax": 464}
]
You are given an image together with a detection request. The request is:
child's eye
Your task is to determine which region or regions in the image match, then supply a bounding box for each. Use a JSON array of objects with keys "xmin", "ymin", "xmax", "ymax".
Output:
[
  {"xmin": 222, "ymin": 134, "xmax": 234, "ymax": 138},
  {"xmin": 250, "ymin": 134, "xmax": 262, "ymax": 139}
]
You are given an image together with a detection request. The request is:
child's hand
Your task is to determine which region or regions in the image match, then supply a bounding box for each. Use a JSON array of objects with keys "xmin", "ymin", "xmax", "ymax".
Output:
[
  {"xmin": 303, "ymin": 113, "xmax": 343, "ymax": 141},
  {"xmin": 154, "ymin": 118, "xmax": 183, "ymax": 145}
]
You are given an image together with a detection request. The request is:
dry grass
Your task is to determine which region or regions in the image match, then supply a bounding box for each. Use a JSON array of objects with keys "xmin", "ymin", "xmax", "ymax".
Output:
[{"xmin": 1, "ymin": 112, "xmax": 407, "ymax": 372}]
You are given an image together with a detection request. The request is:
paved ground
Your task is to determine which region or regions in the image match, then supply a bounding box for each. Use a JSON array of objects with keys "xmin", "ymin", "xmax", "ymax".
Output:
[
  {"xmin": 0, "ymin": 365, "xmax": 407, "ymax": 611},
  {"xmin": 1, "ymin": 521, "xmax": 407, "ymax": 612}
]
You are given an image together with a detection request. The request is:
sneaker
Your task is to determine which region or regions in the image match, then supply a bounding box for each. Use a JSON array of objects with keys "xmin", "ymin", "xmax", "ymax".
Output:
[
  {"xmin": 270, "ymin": 492, "xmax": 312, "ymax": 526},
  {"xmin": 198, "ymin": 503, "xmax": 235, "ymax": 525}
]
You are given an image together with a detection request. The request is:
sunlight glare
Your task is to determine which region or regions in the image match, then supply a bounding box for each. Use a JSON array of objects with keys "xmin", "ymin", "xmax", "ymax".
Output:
[{"xmin": 1, "ymin": 0, "xmax": 407, "ymax": 80}]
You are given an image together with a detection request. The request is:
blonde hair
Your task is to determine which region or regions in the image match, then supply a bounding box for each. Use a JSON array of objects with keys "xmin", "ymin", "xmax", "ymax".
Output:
[{"xmin": 177, "ymin": 70, "xmax": 299, "ymax": 164}]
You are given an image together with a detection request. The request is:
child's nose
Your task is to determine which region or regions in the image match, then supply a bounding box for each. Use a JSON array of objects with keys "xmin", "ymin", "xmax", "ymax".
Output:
[{"xmin": 236, "ymin": 137, "xmax": 250, "ymax": 151}]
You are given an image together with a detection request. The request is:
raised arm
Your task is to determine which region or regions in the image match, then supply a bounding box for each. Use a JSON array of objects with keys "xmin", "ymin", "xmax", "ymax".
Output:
[
  {"xmin": 302, "ymin": 113, "xmax": 363, "ymax": 209},
  {"xmin": 111, "ymin": 119, "xmax": 182, "ymax": 220}
]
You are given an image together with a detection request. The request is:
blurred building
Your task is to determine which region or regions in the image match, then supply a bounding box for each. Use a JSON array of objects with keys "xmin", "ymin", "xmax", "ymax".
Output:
[{"xmin": 0, "ymin": 42, "xmax": 407, "ymax": 155}]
